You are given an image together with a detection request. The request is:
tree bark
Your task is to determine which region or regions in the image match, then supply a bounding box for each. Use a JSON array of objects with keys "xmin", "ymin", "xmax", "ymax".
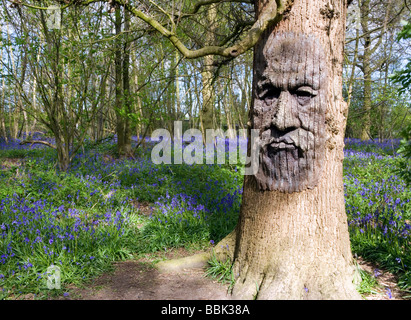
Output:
[
  {"xmin": 0, "ymin": 25, "xmax": 8, "ymax": 142},
  {"xmin": 359, "ymin": 0, "xmax": 372, "ymax": 140},
  {"xmin": 226, "ymin": 0, "xmax": 362, "ymax": 300},
  {"xmin": 114, "ymin": 6, "xmax": 132, "ymax": 157},
  {"xmin": 122, "ymin": 7, "xmax": 132, "ymax": 153},
  {"xmin": 200, "ymin": 4, "xmax": 218, "ymax": 138}
]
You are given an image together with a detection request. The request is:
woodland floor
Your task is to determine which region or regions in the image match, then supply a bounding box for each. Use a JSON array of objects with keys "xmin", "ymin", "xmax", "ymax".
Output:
[
  {"xmin": 45, "ymin": 249, "xmax": 409, "ymax": 301},
  {"xmin": 4, "ymin": 158, "xmax": 409, "ymax": 301}
]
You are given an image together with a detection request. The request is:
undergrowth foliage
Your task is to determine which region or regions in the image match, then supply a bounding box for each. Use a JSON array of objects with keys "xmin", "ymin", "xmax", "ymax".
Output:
[
  {"xmin": 344, "ymin": 138, "xmax": 411, "ymax": 292},
  {"xmin": 0, "ymin": 135, "xmax": 410, "ymax": 299},
  {"xmin": 0, "ymin": 136, "xmax": 242, "ymax": 298}
]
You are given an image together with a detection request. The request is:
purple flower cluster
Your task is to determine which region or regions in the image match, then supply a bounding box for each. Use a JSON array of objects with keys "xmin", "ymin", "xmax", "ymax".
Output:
[
  {"xmin": 0, "ymin": 192, "xmax": 129, "ymax": 286},
  {"xmin": 344, "ymin": 138, "xmax": 401, "ymax": 156},
  {"xmin": 0, "ymin": 132, "xmax": 54, "ymax": 151}
]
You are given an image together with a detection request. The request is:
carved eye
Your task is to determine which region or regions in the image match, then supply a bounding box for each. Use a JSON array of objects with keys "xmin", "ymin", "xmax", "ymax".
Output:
[
  {"xmin": 259, "ymin": 86, "xmax": 281, "ymax": 105},
  {"xmin": 294, "ymin": 86, "xmax": 318, "ymax": 105}
]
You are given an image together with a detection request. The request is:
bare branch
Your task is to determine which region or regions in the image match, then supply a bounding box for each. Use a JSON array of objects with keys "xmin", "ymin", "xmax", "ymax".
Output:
[{"xmin": 19, "ymin": 140, "xmax": 57, "ymax": 149}]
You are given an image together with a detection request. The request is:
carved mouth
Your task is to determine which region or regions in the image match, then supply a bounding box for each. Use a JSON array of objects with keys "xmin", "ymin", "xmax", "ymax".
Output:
[
  {"xmin": 269, "ymin": 141, "xmax": 297, "ymax": 150},
  {"xmin": 267, "ymin": 142, "xmax": 304, "ymax": 160},
  {"xmin": 261, "ymin": 127, "xmax": 314, "ymax": 154}
]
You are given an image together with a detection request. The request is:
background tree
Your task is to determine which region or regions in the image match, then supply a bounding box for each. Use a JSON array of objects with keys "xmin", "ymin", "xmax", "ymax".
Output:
[
  {"xmin": 343, "ymin": 0, "xmax": 410, "ymax": 140},
  {"xmin": 392, "ymin": 20, "xmax": 411, "ymax": 185},
  {"xmin": 1, "ymin": 2, "xmax": 110, "ymax": 170}
]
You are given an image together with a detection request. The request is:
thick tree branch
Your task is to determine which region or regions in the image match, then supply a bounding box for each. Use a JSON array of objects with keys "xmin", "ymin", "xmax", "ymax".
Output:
[{"xmin": 125, "ymin": 0, "xmax": 290, "ymax": 58}]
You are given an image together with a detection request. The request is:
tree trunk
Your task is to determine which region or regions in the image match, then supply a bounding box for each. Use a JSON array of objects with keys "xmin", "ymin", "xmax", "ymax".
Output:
[
  {"xmin": 0, "ymin": 28, "xmax": 8, "ymax": 142},
  {"xmin": 175, "ymin": 50, "xmax": 181, "ymax": 120},
  {"xmin": 132, "ymin": 51, "xmax": 143, "ymax": 139},
  {"xmin": 30, "ymin": 71, "xmax": 38, "ymax": 137},
  {"xmin": 122, "ymin": 7, "xmax": 132, "ymax": 153},
  {"xmin": 0, "ymin": 75, "xmax": 7, "ymax": 142},
  {"xmin": 357, "ymin": 0, "xmax": 395, "ymax": 140},
  {"xmin": 55, "ymin": 135, "xmax": 70, "ymax": 172},
  {"xmin": 200, "ymin": 4, "xmax": 217, "ymax": 138},
  {"xmin": 114, "ymin": 7, "xmax": 132, "ymax": 157},
  {"xmin": 7, "ymin": 25, "xmax": 21, "ymax": 140},
  {"xmin": 114, "ymin": 7, "xmax": 125, "ymax": 155},
  {"xmin": 201, "ymin": 56, "xmax": 216, "ymax": 133},
  {"xmin": 344, "ymin": 24, "xmax": 359, "ymax": 137},
  {"xmin": 226, "ymin": 0, "xmax": 361, "ymax": 300},
  {"xmin": 359, "ymin": 0, "xmax": 372, "ymax": 140}
]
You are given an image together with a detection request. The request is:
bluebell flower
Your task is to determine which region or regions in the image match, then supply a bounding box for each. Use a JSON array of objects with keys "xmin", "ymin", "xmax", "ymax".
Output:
[{"xmin": 386, "ymin": 288, "xmax": 392, "ymax": 299}]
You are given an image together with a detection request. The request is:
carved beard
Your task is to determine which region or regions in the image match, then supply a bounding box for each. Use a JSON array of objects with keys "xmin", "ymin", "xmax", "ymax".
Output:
[
  {"xmin": 252, "ymin": 32, "xmax": 328, "ymax": 193},
  {"xmin": 256, "ymin": 129, "xmax": 320, "ymax": 192}
]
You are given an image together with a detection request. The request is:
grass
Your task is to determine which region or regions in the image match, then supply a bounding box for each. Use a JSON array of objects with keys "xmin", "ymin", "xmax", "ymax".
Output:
[
  {"xmin": 0, "ymin": 135, "xmax": 410, "ymax": 299},
  {"xmin": 353, "ymin": 260, "xmax": 381, "ymax": 296},
  {"xmin": 205, "ymin": 251, "xmax": 235, "ymax": 289}
]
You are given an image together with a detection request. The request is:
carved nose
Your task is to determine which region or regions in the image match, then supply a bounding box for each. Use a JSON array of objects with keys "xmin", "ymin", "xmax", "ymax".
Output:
[{"xmin": 271, "ymin": 91, "xmax": 300, "ymax": 131}]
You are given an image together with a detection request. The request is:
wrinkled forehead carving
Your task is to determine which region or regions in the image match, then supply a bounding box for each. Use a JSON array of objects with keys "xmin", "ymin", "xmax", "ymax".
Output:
[{"xmin": 256, "ymin": 32, "xmax": 327, "ymax": 91}]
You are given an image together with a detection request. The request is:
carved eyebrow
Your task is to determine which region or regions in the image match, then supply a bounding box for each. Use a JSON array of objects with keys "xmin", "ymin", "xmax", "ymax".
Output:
[
  {"xmin": 256, "ymin": 79, "xmax": 277, "ymax": 98},
  {"xmin": 256, "ymin": 78, "xmax": 272, "ymax": 89},
  {"xmin": 259, "ymin": 70, "xmax": 321, "ymax": 90}
]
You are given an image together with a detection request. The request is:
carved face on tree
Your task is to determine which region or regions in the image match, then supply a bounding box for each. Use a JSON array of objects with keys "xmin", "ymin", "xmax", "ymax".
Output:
[{"xmin": 252, "ymin": 32, "xmax": 328, "ymax": 192}]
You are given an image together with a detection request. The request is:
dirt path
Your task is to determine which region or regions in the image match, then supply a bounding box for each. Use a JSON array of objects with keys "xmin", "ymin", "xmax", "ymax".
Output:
[
  {"xmin": 66, "ymin": 260, "xmax": 231, "ymax": 300},
  {"xmin": 55, "ymin": 251, "xmax": 409, "ymax": 301},
  {"xmin": 61, "ymin": 248, "xmax": 231, "ymax": 300}
]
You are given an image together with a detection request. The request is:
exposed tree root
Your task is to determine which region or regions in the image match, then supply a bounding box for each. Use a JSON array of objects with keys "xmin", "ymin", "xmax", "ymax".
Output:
[{"xmin": 154, "ymin": 230, "xmax": 237, "ymax": 273}]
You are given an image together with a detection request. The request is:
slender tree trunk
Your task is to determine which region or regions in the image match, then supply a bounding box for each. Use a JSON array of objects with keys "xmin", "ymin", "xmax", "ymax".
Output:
[
  {"xmin": 186, "ymin": 66, "xmax": 195, "ymax": 128},
  {"xmin": 114, "ymin": 7, "xmax": 125, "ymax": 154},
  {"xmin": 122, "ymin": 7, "xmax": 132, "ymax": 153},
  {"xmin": 200, "ymin": 4, "xmax": 217, "ymax": 138},
  {"xmin": 175, "ymin": 50, "xmax": 181, "ymax": 120},
  {"xmin": 114, "ymin": 7, "xmax": 132, "ymax": 156},
  {"xmin": 165, "ymin": 53, "xmax": 175, "ymax": 137},
  {"xmin": 225, "ymin": 79, "xmax": 236, "ymax": 139},
  {"xmin": 193, "ymin": 65, "xmax": 201, "ymax": 129},
  {"xmin": 0, "ymin": 75, "xmax": 7, "ymax": 142},
  {"xmin": 0, "ymin": 27, "xmax": 8, "ymax": 142},
  {"xmin": 224, "ymin": 0, "xmax": 361, "ymax": 300},
  {"xmin": 346, "ymin": 26, "xmax": 359, "ymax": 113},
  {"xmin": 7, "ymin": 25, "xmax": 20, "ymax": 140},
  {"xmin": 132, "ymin": 52, "xmax": 143, "ymax": 139},
  {"xmin": 30, "ymin": 71, "xmax": 38, "ymax": 136},
  {"xmin": 201, "ymin": 57, "xmax": 215, "ymax": 134},
  {"xmin": 360, "ymin": 15, "xmax": 372, "ymax": 142},
  {"xmin": 379, "ymin": 35, "xmax": 394, "ymax": 140},
  {"xmin": 358, "ymin": 0, "xmax": 393, "ymax": 140}
]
